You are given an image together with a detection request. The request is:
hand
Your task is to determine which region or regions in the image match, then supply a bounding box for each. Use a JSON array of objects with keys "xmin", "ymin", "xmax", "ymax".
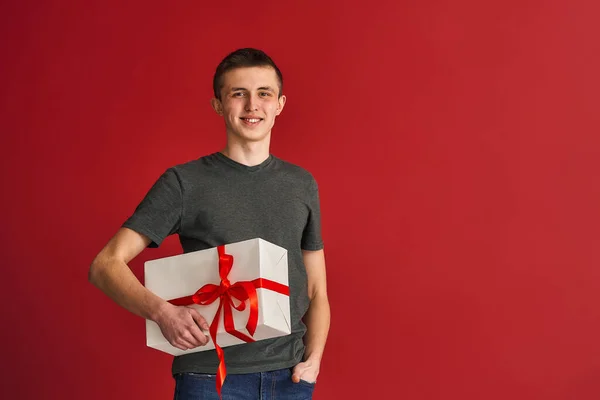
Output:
[
  {"xmin": 291, "ymin": 359, "xmax": 320, "ymax": 384},
  {"xmin": 154, "ymin": 303, "xmax": 211, "ymax": 351}
]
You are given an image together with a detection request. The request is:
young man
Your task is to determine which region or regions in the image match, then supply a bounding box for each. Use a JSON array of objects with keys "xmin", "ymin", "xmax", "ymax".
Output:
[{"xmin": 88, "ymin": 48, "xmax": 330, "ymax": 400}]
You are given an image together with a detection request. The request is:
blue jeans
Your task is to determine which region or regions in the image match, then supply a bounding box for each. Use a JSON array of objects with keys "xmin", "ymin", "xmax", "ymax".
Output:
[{"xmin": 173, "ymin": 368, "xmax": 315, "ymax": 400}]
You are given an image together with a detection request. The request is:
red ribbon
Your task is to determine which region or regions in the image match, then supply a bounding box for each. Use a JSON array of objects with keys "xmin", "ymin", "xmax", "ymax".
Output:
[{"xmin": 168, "ymin": 245, "xmax": 289, "ymax": 398}]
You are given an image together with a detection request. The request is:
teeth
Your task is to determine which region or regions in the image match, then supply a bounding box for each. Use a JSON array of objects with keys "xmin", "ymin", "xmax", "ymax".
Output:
[{"xmin": 245, "ymin": 118, "xmax": 260, "ymax": 123}]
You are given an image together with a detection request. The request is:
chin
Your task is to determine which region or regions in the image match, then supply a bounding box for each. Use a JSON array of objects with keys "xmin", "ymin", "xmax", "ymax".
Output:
[
  {"xmin": 247, "ymin": 134, "xmax": 270, "ymax": 142},
  {"xmin": 237, "ymin": 128, "xmax": 270, "ymax": 141}
]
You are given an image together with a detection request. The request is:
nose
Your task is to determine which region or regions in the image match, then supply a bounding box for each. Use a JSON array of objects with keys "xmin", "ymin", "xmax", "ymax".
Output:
[{"xmin": 245, "ymin": 93, "xmax": 259, "ymax": 111}]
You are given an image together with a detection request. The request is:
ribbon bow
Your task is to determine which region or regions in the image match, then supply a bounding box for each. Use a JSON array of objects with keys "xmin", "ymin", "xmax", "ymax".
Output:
[{"xmin": 168, "ymin": 245, "xmax": 289, "ymax": 398}]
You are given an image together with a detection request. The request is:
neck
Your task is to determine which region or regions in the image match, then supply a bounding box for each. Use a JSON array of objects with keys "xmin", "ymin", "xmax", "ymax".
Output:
[{"xmin": 221, "ymin": 135, "xmax": 271, "ymax": 167}]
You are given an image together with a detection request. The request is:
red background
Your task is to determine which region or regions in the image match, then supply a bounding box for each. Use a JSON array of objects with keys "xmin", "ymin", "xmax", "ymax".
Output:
[{"xmin": 2, "ymin": 1, "xmax": 600, "ymax": 399}]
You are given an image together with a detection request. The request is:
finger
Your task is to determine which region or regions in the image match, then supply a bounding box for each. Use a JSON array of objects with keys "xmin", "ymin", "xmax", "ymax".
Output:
[
  {"xmin": 187, "ymin": 322, "xmax": 210, "ymax": 346},
  {"xmin": 174, "ymin": 327, "xmax": 204, "ymax": 348},
  {"xmin": 179, "ymin": 330, "xmax": 205, "ymax": 348},
  {"xmin": 172, "ymin": 342, "xmax": 187, "ymax": 351},
  {"xmin": 172, "ymin": 338, "xmax": 195, "ymax": 351},
  {"xmin": 189, "ymin": 308, "xmax": 211, "ymax": 331},
  {"xmin": 187, "ymin": 310, "xmax": 210, "ymax": 345},
  {"xmin": 161, "ymin": 326, "xmax": 195, "ymax": 350}
]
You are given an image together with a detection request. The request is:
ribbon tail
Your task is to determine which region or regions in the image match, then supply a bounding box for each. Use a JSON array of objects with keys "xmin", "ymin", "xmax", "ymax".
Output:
[
  {"xmin": 215, "ymin": 342, "xmax": 226, "ymax": 399},
  {"xmin": 211, "ymin": 299, "xmax": 226, "ymax": 400},
  {"xmin": 223, "ymin": 295, "xmax": 256, "ymax": 343}
]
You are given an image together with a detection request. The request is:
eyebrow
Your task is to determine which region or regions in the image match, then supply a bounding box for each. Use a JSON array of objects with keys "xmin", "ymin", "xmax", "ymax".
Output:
[{"xmin": 230, "ymin": 86, "xmax": 276, "ymax": 93}]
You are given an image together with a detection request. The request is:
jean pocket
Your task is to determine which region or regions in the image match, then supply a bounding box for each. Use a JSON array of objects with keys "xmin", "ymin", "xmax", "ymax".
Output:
[
  {"xmin": 298, "ymin": 378, "xmax": 316, "ymax": 387},
  {"xmin": 182, "ymin": 372, "xmax": 216, "ymax": 380},
  {"xmin": 174, "ymin": 373, "xmax": 218, "ymax": 400}
]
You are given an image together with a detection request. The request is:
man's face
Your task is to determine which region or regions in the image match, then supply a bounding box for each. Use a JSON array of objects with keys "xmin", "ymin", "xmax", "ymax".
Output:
[{"xmin": 212, "ymin": 66, "xmax": 286, "ymax": 143}]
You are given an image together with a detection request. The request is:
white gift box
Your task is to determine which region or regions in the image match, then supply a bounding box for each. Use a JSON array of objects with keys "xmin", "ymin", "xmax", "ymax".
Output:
[{"xmin": 144, "ymin": 238, "xmax": 291, "ymax": 356}]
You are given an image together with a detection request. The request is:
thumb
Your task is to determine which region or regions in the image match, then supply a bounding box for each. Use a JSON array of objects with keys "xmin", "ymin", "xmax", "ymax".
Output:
[
  {"xmin": 292, "ymin": 372, "xmax": 301, "ymax": 383},
  {"xmin": 291, "ymin": 363, "xmax": 306, "ymax": 383}
]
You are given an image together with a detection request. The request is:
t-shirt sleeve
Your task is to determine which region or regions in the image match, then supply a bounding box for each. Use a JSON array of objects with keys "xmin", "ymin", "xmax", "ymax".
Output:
[
  {"xmin": 301, "ymin": 177, "xmax": 324, "ymax": 251},
  {"xmin": 122, "ymin": 168, "xmax": 182, "ymax": 248}
]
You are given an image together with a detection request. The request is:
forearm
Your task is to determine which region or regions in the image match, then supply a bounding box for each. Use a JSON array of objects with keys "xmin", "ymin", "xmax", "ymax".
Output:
[
  {"xmin": 89, "ymin": 256, "xmax": 168, "ymax": 322},
  {"xmin": 302, "ymin": 293, "xmax": 331, "ymax": 363}
]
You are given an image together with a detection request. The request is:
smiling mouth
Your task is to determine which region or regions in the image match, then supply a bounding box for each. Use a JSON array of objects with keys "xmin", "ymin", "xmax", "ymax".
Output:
[{"xmin": 240, "ymin": 117, "xmax": 263, "ymax": 125}]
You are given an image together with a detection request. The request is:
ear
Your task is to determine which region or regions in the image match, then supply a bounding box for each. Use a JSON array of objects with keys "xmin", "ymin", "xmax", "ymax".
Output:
[
  {"xmin": 211, "ymin": 97, "xmax": 224, "ymax": 116},
  {"xmin": 276, "ymin": 94, "xmax": 287, "ymax": 116}
]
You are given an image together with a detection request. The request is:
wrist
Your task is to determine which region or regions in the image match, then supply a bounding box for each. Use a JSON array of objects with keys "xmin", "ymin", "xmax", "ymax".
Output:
[
  {"xmin": 303, "ymin": 352, "xmax": 323, "ymax": 365},
  {"xmin": 149, "ymin": 298, "xmax": 172, "ymax": 323}
]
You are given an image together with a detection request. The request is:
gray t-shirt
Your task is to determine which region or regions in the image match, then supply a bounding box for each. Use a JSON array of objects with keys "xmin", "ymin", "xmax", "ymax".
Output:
[{"xmin": 122, "ymin": 152, "xmax": 324, "ymax": 375}]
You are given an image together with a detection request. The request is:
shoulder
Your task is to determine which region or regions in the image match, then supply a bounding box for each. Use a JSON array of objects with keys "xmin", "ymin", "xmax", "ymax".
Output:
[
  {"xmin": 272, "ymin": 156, "xmax": 318, "ymax": 188},
  {"xmin": 166, "ymin": 153, "xmax": 221, "ymax": 181},
  {"xmin": 145, "ymin": 154, "xmax": 222, "ymax": 194}
]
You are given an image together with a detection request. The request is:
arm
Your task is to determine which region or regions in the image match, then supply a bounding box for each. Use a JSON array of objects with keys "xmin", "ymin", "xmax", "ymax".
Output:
[
  {"xmin": 88, "ymin": 227, "xmax": 210, "ymax": 350},
  {"xmin": 292, "ymin": 248, "xmax": 331, "ymax": 383}
]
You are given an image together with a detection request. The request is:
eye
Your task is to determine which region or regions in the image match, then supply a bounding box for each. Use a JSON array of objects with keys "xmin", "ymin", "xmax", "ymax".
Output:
[
  {"xmin": 232, "ymin": 92, "xmax": 245, "ymax": 97},
  {"xmin": 259, "ymin": 92, "xmax": 272, "ymax": 97}
]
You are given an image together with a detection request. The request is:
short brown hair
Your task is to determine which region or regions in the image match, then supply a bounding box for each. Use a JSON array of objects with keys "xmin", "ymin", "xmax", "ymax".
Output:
[{"xmin": 213, "ymin": 48, "xmax": 283, "ymax": 100}]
